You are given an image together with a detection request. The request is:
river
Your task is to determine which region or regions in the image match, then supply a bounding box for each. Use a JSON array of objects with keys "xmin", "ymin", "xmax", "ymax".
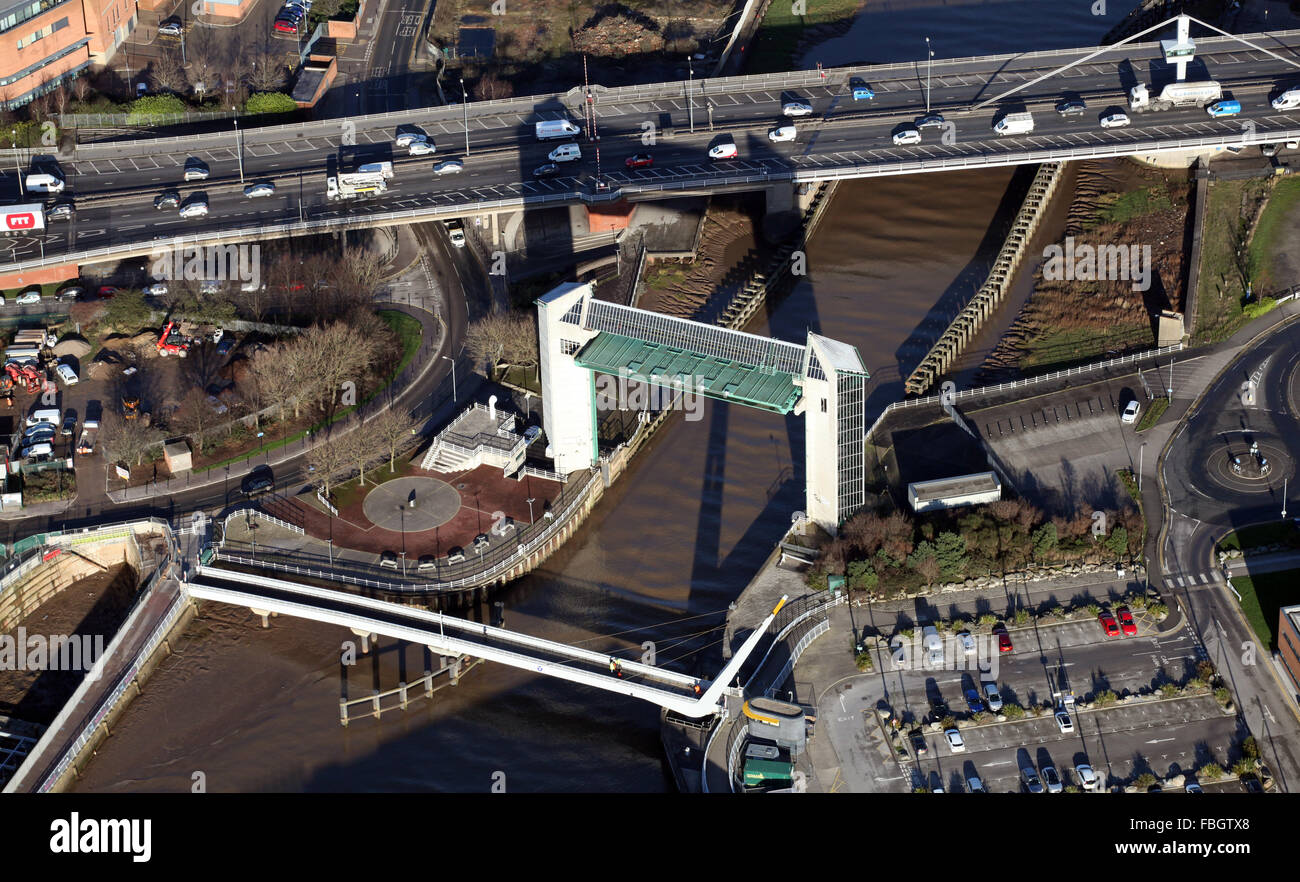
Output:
[{"xmin": 72, "ymin": 3, "xmax": 1133, "ymax": 792}]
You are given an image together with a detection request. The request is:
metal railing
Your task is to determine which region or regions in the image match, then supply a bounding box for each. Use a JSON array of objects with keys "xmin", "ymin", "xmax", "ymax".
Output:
[{"xmin": 59, "ymin": 110, "xmax": 240, "ymax": 128}]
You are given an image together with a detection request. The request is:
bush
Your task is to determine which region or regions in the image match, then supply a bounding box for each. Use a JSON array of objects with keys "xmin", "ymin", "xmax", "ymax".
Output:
[
  {"xmin": 1013, "ymin": 608, "xmax": 1031, "ymax": 625},
  {"xmin": 1135, "ymin": 772, "xmax": 1157, "ymax": 789},
  {"xmin": 244, "ymin": 92, "xmax": 298, "ymax": 115},
  {"xmin": 1197, "ymin": 762, "xmax": 1224, "ymax": 781},
  {"xmin": 1186, "ymin": 677, "xmax": 1207, "ymax": 691},
  {"xmin": 1086, "ymin": 603, "xmax": 1101, "ymax": 617},
  {"xmin": 854, "ymin": 651, "xmax": 872, "ymax": 672},
  {"xmin": 977, "ymin": 613, "xmax": 998, "ymax": 627},
  {"xmin": 1095, "ymin": 690, "xmax": 1118, "ymax": 707},
  {"xmin": 1214, "ymin": 686, "xmax": 1232, "ymax": 706},
  {"xmin": 1127, "ymin": 594, "xmax": 1149, "ymax": 610},
  {"xmin": 1242, "ymin": 736, "xmax": 1260, "ymax": 760},
  {"xmin": 1160, "ymin": 683, "xmax": 1180, "ymax": 697},
  {"xmin": 1197, "ymin": 660, "xmax": 1216, "ymax": 682},
  {"xmin": 1148, "ymin": 602, "xmax": 1168, "ymax": 618},
  {"xmin": 1231, "ymin": 758, "xmax": 1256, "ymax": 777},
  {"xmin": 126, "ymin": 94, "xmax": 187, "ymax": 122},
  {"xmin": 940, "ymin": 716, "xmax": 956, "ymax": 730},
  {"xmin": 1242, "ymin": 296, "xmax": 1278, "ymax": 319},
  {"xmin": 1002, "ymin": 703, "xmax": 1025, "ymax": 719}
]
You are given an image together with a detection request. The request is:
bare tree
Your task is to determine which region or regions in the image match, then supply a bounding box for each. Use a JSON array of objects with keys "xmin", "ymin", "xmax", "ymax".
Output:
[
  {"xmin": 340, "ymin": 424, "xmax": 372, "ymax": 487},
  {"xmin": 151, "ymin": 50, "xmax": 188, "ymax": 94},
  {"xmin": 306, "ymin": 432, "xmax": 352, "ymax": 499},
  {"xmin": 465, "ymin": 311, "xmax": 538, "ymax": 379},
  {"xmin": 102, "ymin": 414, "xmax": 163, "ymax": 467},
  {"xmin": 71, "ymin": 76, "xmax": 90, "ymax": 104},
  {"xmin": 371, "ymin": 407, "xmax": 420, "ymax": 472},
  {"xmin": 185, "ymin": 30, "xmax": 221, "ymax": 102},
  {"xmin": 245, "ymin": 45, "xmax": 289, "ymax": 93},
  {"xmin": 474, "ymin": 72, "xmax": 514, "ymax": 101},
  {"xmin": 173, "ymin": 387, "xmax": 216, "ymax": 451},
  {"xmin": 250, "ymin": 343, "xmax": 300, "ymax": 421}
]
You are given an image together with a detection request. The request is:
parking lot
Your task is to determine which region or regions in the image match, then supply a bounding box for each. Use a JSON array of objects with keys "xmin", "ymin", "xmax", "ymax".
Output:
[{"xmin": 862, "ymin": 592, "xmax": 1240, "ymax": 792}]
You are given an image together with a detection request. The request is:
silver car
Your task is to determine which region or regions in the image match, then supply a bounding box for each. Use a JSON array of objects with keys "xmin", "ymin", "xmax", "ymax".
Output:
[
  {"xmin": 1022, "ymin": 766, "xmax": 1044, "ymax": 793},
  {"xmin": 1041, "ymin": 765, "xmax": 1063, "ymax": 793},
  {"xmin": 244, "ymin": 182, "xmax": 276, "ymax": 198}
]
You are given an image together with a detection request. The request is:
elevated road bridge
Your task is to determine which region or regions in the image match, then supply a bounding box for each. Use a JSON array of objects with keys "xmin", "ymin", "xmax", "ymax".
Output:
[{"xmin": 5, "ymin": 18, "xmax": 1300, "ymax": 276}]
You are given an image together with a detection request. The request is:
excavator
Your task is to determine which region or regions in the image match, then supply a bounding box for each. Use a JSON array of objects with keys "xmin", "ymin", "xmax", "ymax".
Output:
[
  {"xmin": 4, "ymin": 361, "xmax": 42, "ymax": 394},
  {"xmin": 122, "ymin": 397, "xmax": 140, "ymax": 420}
]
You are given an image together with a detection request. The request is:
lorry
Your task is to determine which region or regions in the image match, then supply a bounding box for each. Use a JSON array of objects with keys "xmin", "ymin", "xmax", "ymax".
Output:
[
  {"xmin": 0, "ymin": 203, "xmax": 45, "ymax": 234},
  {"xmin": 993, "ymin": 111, "xmax": 1035, "ymax": 135},
  {"xmin": 1129, "ymin": 80, "xmax": 1221, "ymax": 112},
  {"xmin": 327, "ymin": 165, "xmax": 391, "ymax": 201},
  {"xmin": 535, "ymin": 119, "xmax": 581, "ymax": 141},
  {"xmin": 77, "ymin": 410, "xmax": 98, "ymax": 456}
]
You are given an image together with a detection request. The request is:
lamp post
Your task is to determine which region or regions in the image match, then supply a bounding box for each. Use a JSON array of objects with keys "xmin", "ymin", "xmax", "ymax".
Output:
[
  {"xmin": 686, "ymin": 55, "xmax": 694, "ymax": 134},
  {"xmin": 925, "ymin": 36, "xmax": 933, "ymax": 114},
  {"xmin": 526, "ymin": 497, "xmax": 535, "ymax": 524},
  {"xmin": 461, "ymin": 78, "xmax": 470, "ymax": 156},
  {"xmin": 12, "ymin": 129, "xmax": 23, "ymax": 199},
  {"xmin": 442, "ymin": 355, "xmax": 456, "ymax": 401},
  {"xmin": 1138, "ymin": 442, "xmax": 1146, "ymax": 494},
  {"xmin": 234, "ymin": 119, "xmax": 244, "ymax": 184}
]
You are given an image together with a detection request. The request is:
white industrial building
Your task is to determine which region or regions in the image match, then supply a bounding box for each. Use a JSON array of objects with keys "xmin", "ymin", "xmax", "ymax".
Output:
[{"xmin": 907, "ymin": 472, "xmax": 1002, "ymax": 513}]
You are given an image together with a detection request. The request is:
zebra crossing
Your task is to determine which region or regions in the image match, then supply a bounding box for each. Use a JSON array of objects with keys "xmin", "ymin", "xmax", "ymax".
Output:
[{"xmin": 1163, "ymin": 571, "xmax": 1224, "ymax": 588}]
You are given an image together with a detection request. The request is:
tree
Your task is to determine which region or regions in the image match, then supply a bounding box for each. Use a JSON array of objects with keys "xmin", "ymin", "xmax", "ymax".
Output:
[
  {"xmin": 934, "ymin": 531, "xmax": 968, "ymax": 581},
  {"xmin": 71, "ymin": 76, "xmax": 90, "ymax": 104},
  {"xmin": 173, "ymin": 387, "xmax": 217, "ymax": 451},
  {"xmin": 371, "ymin": 407, "xmax": 420, "ymax": 472},
  {"xmin": 1032, "ymin": 522, "xmax": 1058, "ymax": 561},
  {"xmin": 244, "ymin": 92, "xmax": 298, "ymax": 114},
  {"xmin": 249, "ymin": 342, "xmax": 301, "ymax": 421},
  {"xmin": 306, "ymin": 432, "xmax": 352, "ymax": 498},
  {"xmin": 465, "ymin": 311, "xmax": 539, "ymax": 380},
  {"xmin": 151, "ymin": 50, "xmax": 188, "ymax": 94},
  {"xmin": 103, "ymin": 289, "xmax": 152, "ymax": 331},
  {"xmin": 126, "ymin": 94, "xmax": 187, "ymax": 122},
  {"xmin": 1105, "ymin": 525, "xmax": 1129, "ymax": 558},
  {"xmin": 909, "ymin": 543, "xmax": 940, "ymax": 587},
  {"xmin": 474, "ymin": 72, "xmax": 514, "ymax": 101},
  {"xmin": 102, "ymin": 414, "xmax": 162, "ymax": 467}
]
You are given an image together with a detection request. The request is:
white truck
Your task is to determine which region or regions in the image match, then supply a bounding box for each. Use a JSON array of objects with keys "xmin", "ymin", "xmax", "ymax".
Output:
[
  {"xmin": 327, "ymin": 166, "xmax": 391, "ymax": 201},
  {"xmin": 535, "ymin": 119, "xmax": 581, "ymax": 141},
  {"xmin": 0, "ymin": 203, "xmax": 45, "ymax": 234},
  {"xmin": 444, "ymin": 219, "xmax": 466, "ymax": 248},
  {"xmin": 993, "ymin": 111, "xmax": 1034, "ymax": 135},
  {"xmin": 1272, "ymin": 87, "xmax": 1300, "ymax": 110},
  {"xmin": 1129, "ymin": 80, "xmax": 1221, "ymax": 112}
]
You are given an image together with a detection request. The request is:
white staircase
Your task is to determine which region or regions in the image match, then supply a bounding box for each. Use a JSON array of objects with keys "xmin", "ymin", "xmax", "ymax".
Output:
[{"xmin": 420, "ymin": 441, "xmax": 476, "ymax": 474}]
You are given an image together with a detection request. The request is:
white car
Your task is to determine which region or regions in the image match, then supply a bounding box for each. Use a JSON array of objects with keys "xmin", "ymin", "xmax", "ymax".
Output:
[
  {"xmin": 944, "ymin": 728, "xmax": 965, "ymax": 753},
  {"xmin": 782, "ymin": 101, "xmax": 813, "ymax": 117},
  {"xmin": 56, "ymin": 363, "xmax": 79, "ymax": 385},
  {"xmin": 408, "ymin": 140, "xmax": 437, "ymax": 156},
  {"xmin": 1075, "ymin": 764, "xmax": 1098, "ymax": 791},
  {"xmin": 179, "ymin": 201, "xmax": 209, "ymax": 219},
  {"xmin": 893, "ymin": 127, "xmax": 922, "ymax": 145},
  {"xmin": 244, "ymin": 183, "xmax": 276, "ymax": 198},
  {"xmin": 958, "ymin": 631, "xmax": 975, "ymax": 654},
  {"xmin": 158, "ymin": 20, "xmax": 183, "ymax": 36},
  {"xmin": 982, "ymin": 681, "xmax": 1003, "ymax": 712},
  {"xmin": 15, "ymin": 290, "xmax": 41, "ymax": 305},
  {"xmin": 183, "ymin": 161, "xmax": 210, "ymax": 181},
  {"xmin": 1121, "ymin": 399, "xmax": 1141, "ymax": 424},
  {"xmin": 433, "ymin": 160, "xmax": 464, "ymax": 175},
  {"xmin": 768, "ymin": 125, "xmax": 797, "ymax": 143},
  {"xmin": 1100, "ymin": 111, "xmax": 1130, "ymax": 129},
  {"xmin": 709, "ymin": 142, "xmax": 738, "ymax": 160},
  {"xmin": 395, "ymin": 131, "xmax": 427, "ymax": 148},
  {"xmin": 144, "ymin": 282, "xmax": 169, "ymax": 296},
  {"xmin": 523, "ymin": 426, "xmax": 542, "ymax": 444},
  {"xmin": 1055, "ymin": 710, "xmax": 1074, "ymax": 733}
]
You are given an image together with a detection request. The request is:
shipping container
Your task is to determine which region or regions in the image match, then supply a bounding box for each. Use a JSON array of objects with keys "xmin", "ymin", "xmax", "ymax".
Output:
[{"xmin": 742, "ymin": 757, "xmax": 793, "ymax": 787}]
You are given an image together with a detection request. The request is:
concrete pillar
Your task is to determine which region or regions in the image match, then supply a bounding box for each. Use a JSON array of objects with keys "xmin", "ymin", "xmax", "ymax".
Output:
[
  {"xmin": 450, "ymin": 656, "xmax": 462, "ymax": 685},
  {"xmin": 339, "ymin": 698, "xmax": 348, "ymax": 727},
  {"xmin": 351, "ymin": 627, "xmax": 374, "ymax": 653},
  {"xmin": 371, "ymin": 690, "xmax": 381, "ymax": 718},
  {"xmin": 251, "ymin": 607, "xmax": 271, "ymax": 628}
]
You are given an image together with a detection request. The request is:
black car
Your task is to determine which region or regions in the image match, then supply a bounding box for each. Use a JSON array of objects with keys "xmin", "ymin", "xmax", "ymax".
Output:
[
  {"xmin": 916, "ymin": 113, "xmax": 945, "ymax": 128},
  {"xmin": 533, "ymin": 162, "xmax": 561, "ymax": 178},
  {"xmin": 54, "ymin": 286, "xmax": 81, "ymax": 302},
  {"xmin": 910, "ymin": 732, "xmax": 928, "ymax": 755},
  {"xmin": 155, "ymin": 189, "xmax": 181, "ymax": 209},
  {"xmin": 240, "ymin": 467, "xmax": 275, "ymax": 497},
  {"xmin": 1055, "ymin": 99, "xmax": 1086, "ymax": 116},
  {"xmin": 47, "ymin": 201, "xmax": 75, "ymax": 221}
]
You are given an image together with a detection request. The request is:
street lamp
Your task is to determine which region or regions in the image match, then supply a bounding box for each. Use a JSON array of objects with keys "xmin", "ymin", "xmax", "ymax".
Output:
[
  {"xmin": 686, "ymin": 56, "xmax": 694, "ymax": 134},
  {"xmin": 1138, "ymin": 442, "xmax": 1146, "ymax": 494},
  {"xmin": 460, "ymin": 78, "xmax": 470, "ymax": 156},
  {"xmin": 442, "ymin": 355, "xmax": 457, "ymax": 402},
  {"xmin": 234, "ymin": 119, "xmax": 244, "ymax": 184},
  {"xmin": 526, "ymin": 497, "xmax": 535, "ymax": 524},
  {"xmin": 11, "ymin": 129, "xmax": 23, "ymax": 199},
  {"xmin": 925, "ymin": 36, "xmax": 934, "ymax": 114}
]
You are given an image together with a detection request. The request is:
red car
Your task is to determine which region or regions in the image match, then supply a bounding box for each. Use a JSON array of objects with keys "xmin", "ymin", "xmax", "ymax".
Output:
[
  {"xmin": 625, "ymin": 153, "xmax": 653, "ymax": 169},
  {"xmin": 992, "ymin": 624, "xmax": 1012, "ymax": 653},
  {"xmin": 1116, "ymin": 606, "xmax": 1137, "ymax": 636},
  {"xmin": 1099, "ymin": 611, "xmax": 1120, "ymax": 638},
  {"xmin": 97, "ymin": 285, "xmax": 118, "ymax": 299},
  {"xmin": 273, "ymin": 18, "xmax": 298, "ymax": 32}
]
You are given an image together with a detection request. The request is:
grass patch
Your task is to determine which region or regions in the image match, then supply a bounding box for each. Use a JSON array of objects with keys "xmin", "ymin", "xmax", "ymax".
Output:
[
  {"xmin": 746, "ymin": 0, "xmax": 865, "ymax": 73},
  {"xmin": 1018, "ymin": 323, "xmax": 1151, "ymax": 371},
  {"xmin": 1090, "ymin": 186, "xmax": 1174, "ymax": 226},
  {"xmin": 643, "ymin": 263, "xmax": 691, "ymax": 290},
  {"xmin": 1248, "ymin": 175, "xmax": 1300, "ymax": 293},
  {"xmin": 1195, "ymin": 178, "xmax": 1271, "ymax": 344},
  {"xmin": 500, "ymin": 364, "xmax": 541, "ymax": 394},
  {"xmin": 379, "ymin": 309, "xmax": 423, "ymax": 377},
  {"xmin": 1216, "ymin": 520, "xmax": 1300, "ymax": 553},
  {"xmin": 22, "ymin": 468, "xmax": 76, "ymax": 503},
  {"xmin": 1229, "ymin": 570, "xmax": 1295, "ymax": 650},
  {"xmin": 1135, "ymin": 396, "xmax": 1169, "ymax": 432}
]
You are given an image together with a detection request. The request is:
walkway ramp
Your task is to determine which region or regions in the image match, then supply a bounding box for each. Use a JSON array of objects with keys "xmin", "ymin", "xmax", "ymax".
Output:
[{"xmin": 188, "ymin": 565, "xmax": 787, "ymax": 718}]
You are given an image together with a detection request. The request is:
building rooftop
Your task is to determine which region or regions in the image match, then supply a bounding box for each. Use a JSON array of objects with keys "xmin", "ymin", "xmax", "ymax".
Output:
[{"xmin": 908, "ymin": 472, "xmax": 1001, "ymax": 503}]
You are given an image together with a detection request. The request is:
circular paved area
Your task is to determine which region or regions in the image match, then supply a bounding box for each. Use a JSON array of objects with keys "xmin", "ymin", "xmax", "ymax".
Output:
[{"xmin": 362, "ymin": 476, "xmax": 462, "ymax": 532}]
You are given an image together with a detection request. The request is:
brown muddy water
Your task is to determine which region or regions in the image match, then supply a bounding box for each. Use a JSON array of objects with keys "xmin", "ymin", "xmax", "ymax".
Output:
[{"xmin": 72, "ymin": 7, "xmax": 1117, "ymax": 792}]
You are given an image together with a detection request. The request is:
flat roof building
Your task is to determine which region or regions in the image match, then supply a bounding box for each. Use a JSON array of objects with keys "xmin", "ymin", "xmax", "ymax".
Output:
[
  {"xmin": 1278, "ymin": 604, "xmax": 1300, "ymax": 703},
  {"xmin": 907, "ymin": 471, "xmax": 1001, "ymax": 513}
]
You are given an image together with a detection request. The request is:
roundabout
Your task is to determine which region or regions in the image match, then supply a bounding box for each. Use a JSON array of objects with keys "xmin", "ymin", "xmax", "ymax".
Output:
[{"xmin": 361, "ymin": 476, "xmax": 463, "ymax": 532}]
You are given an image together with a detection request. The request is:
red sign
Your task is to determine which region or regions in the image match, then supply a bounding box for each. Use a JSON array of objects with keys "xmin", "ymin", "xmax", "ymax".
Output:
[{"xmin": 3, "ymin": 211, "xmax": 37, "ymax": 231}]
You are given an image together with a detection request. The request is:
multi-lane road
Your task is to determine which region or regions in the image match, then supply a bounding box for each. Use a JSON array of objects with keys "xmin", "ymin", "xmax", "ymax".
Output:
[{"xmin": 7, "ymin": 28, "xmax": 1300, "ymax": 271}]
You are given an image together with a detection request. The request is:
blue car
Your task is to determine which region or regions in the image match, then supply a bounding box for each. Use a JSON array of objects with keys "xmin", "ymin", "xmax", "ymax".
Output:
[
  {"xmin": 964, "ymin": 688, "xmax": 985, "ymax": 713},
  {"xmin": 852, "ymin": 86, "xmax": 875, "ymax": 101},
  {"xmin": 1207, "ymin": 100, "xmax": 1242, "ymax": 118}
]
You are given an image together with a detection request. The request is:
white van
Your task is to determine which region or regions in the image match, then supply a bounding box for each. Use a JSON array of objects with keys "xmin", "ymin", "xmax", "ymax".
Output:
[
  {"xmin": 26, "ymin": 408, "xmax": 60, "ymax": 427},
  {"xmin": 768, "ymin": 125, "xmax": 797, "ymax": 142},
  {"xmin": 923, "ymin": 625, "xmax": 944, "ymax": 667},
  {"xmin": 994, "ymin": 111, "xmax": 1035, "ymax": 135},
  {"xmin": 25, "ymin": 173, "xmax": 64, "ymax": 193},
  {"xmin": 535, "ymin": 120, "xmax": 581, "ymax": 141},
  {"xmin": 547, "ymin": 143, "xmax": 582, "ymax": 163},
  {"xmin": 21, "ymin": 441, "xmax": 53, "ymax": 460}
]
